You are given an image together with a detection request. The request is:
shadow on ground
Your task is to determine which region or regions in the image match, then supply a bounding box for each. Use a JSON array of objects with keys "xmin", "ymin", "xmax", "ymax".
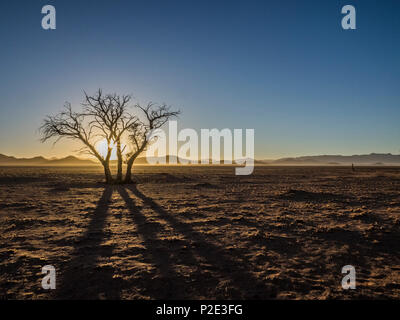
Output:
[{"xmin": 55, "ymin": 185, "xmax": 275, "ymax": 299}]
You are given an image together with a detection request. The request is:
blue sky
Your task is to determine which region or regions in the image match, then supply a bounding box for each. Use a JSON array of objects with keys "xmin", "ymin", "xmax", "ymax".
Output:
[{"xmin": 0, "ymin": 0, "xmax": 399, "ymax": 159}]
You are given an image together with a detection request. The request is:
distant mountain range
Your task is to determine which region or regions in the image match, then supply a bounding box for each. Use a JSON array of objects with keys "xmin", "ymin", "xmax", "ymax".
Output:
[
  {"xmin": 118, "ymin": 153, "xmax": 400, "ymax": 165},
  {"xmin": 261, "ymin": 153, "xmax": 400, "ymax": 165},
  {"xmin": 0, "ymin": 154, "xmax": 95, "ymax": 166},
  {"xmin": 1, "ymin": 153, "xmax": 400, "ymax": 166}
]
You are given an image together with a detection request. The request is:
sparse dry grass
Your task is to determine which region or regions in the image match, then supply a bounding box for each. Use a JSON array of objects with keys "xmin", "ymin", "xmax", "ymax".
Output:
[{"xmin": 0, "ymin": 165, "xmax": 399, "ymax": 299}]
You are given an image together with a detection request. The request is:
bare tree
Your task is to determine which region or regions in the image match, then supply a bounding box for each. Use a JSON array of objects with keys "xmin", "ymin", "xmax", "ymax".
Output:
[
  {"xmin": 82, "ymin": 89, "xmax": 136, "ymax": 183},
  {"xmin": 40, "ymin": 90, "xmax": 180, "ymax": 184},
  {"xmin": 40, "ymin": 102, "xmax": 114, "ymax": 183},
  {"xmin": 124, "ymin": 102, "xmax": 180, "ymax": 183}
]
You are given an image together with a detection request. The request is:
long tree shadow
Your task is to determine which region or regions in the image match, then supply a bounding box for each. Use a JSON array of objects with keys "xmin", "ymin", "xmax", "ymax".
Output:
[
  {"xmin": 54, "ymin": 186, "xmax": 122, "ymax": 299},
  {"xmin": 121, "ymin": 185, "xmax": 275, "ymax": 299},
  {"xmin": 117, "ymin": 186, "xmax": 222, "ymax": 299}
]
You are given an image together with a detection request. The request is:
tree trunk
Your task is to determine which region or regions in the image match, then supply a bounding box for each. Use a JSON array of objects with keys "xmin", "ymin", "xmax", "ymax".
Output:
[
  {"xmin": 116, "ymin": 139, "xmax": 123, "ymax": 183},
  {"xmin": 123, "ymin": 141, "xmax": 147, "ymax": 184},
  {"xmin": 103, "ymin": 160, "xmax": 113, "ymax": 184},
  {"xmin": 102, "ymin": 147, "xmax": 113, "ymax": 184},
  {"xmin": 124, "ymin": 158, "xmax": 134, "ymax": 183}
]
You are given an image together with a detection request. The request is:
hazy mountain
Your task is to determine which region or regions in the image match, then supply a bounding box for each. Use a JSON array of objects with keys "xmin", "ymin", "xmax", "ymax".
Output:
[
  {"xmin": 1, "ymin": 153, "xmax": 399, "ymax": 166},
  {"xmin": 0, "ymin": 154, "xmax": 95, "ymax": 166},
  {"xmin": 47, "ymin": 156, "xmax": 96, "ymax": 165},
  {"xmin": 265, "ymin": 153, "xmax": 400, "ymax": 165}
]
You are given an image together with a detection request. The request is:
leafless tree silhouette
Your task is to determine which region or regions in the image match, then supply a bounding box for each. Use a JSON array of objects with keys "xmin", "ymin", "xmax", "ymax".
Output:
[
  {"xmin": 40, "ymin": 89, "xmax": 180, "ymax": 184},
  {"xmin": 40, "ymin": 102, "xmax": 114, "ymax": 183},
  {"xmin": 124, "ymin": 102, "xmax": 180, "ymax": 183},
  {"xmin": 82, "ymin": 89, "xmax": 136, "ymax": 183}
]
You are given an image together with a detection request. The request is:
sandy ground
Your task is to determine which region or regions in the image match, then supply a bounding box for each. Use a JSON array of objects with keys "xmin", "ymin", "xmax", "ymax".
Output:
[{"xmin": 0, "ymin": 165, "xmax": 399, "ymax": 299}]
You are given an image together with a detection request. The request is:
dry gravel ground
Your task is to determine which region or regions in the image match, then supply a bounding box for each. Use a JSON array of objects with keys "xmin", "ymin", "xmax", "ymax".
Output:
[{"xmin": 0, "ymin": 165, "xmax": 399, "ymax": 299}]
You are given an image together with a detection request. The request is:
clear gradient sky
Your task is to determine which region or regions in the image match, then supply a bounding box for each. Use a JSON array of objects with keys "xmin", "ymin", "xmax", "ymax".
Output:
[{"xmin": 0, "ymin": 0, "xmax": 399, "ymax": 159}]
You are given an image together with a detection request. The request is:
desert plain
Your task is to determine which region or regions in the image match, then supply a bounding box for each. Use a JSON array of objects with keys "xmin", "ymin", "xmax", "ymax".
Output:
[{"xmin": 0, "ymin": 165, "xmax": 399, "ymax": 299}]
